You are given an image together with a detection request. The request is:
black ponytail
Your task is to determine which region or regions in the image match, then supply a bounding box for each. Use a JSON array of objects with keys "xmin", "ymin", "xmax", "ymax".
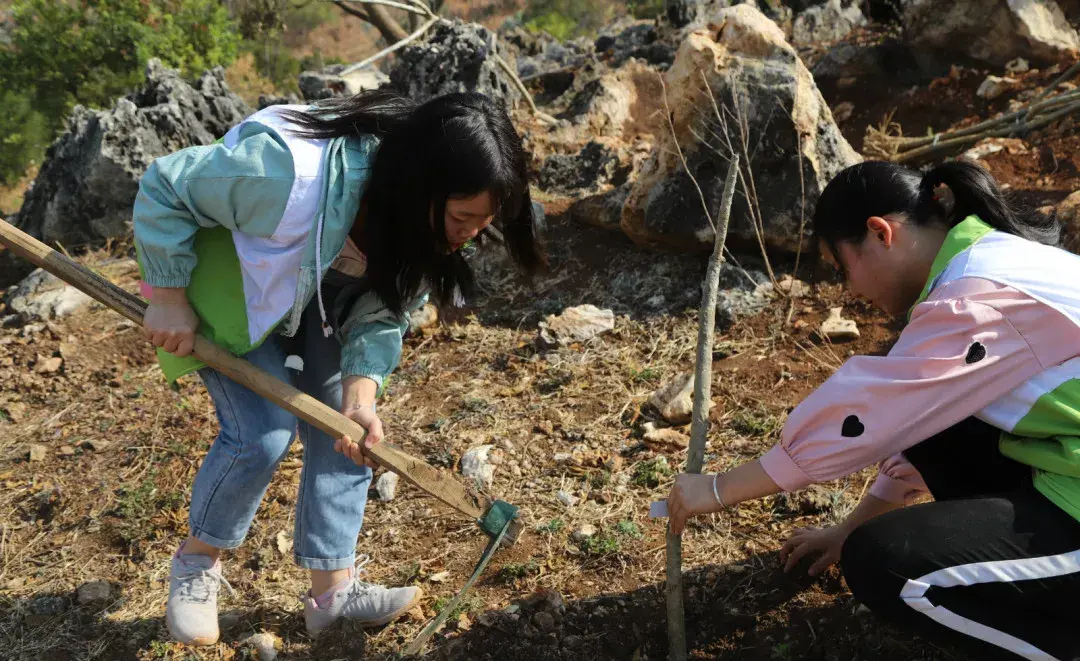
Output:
[{"xmin": 813, "ymin": 160, "xmax": 1061, "ymax": 253}]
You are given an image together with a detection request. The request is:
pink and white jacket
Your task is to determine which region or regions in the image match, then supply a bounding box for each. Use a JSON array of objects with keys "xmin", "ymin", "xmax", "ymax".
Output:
[{"xmin": 759, "ymin": 216, "xmax": 1080, "ymax": 521}]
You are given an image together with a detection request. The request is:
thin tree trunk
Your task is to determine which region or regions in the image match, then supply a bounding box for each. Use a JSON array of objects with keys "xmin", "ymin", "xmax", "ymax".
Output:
[{"xmin": 665, "ymin": 154, "xmax": 739, "ymax": 661}]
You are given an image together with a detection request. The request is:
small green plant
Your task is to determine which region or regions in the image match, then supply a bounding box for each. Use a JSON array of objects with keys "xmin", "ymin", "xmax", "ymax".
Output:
[
  {"xmin": 454, "ymin": 397, "xmax": 496, "ymax": 421},
  {"xmin": 589, "ymin": 470, "xmax": 612, "ymax": 490},
  {"xmin": 629, "ymin": 366, "xmax": 659, "ymax": 383},
  {"xmin": 537, "ymin": 518, "xmax": 565, "ymax": 535},
  {"xmin": 616, "ymin": 520, "xmax": 642, "ymax": 539},
  {"xmin": 117, "ymin": 475, "xmax": 157, "ymax": 522},
  {"xmin": 497, "ymin": 560, "xmax": 540, "ymax": 583},
  {"xmin": 771, "ymin": 642, "xmax": 794, "ymax": 660},
  {"xmin": 396, "ymin": 560, "xmax": 421, "ymax": 584},
  {"xmin": 732, "ymin": 407, "xmax": 781, "ymax": 438},
  {"xmin": 632, "ymin": 458, "xmax": 673, "ymax": 488},
  {"xmin": 433, "ymin": 594, "xmax": 484, "ymax": 620},
  {"xmin": 580, "ymin": 530, "xmax": 621, "ymax": 556},
  {"xmin": 148, "ymin": 640, "xmax": 173, "ymax": 659}
]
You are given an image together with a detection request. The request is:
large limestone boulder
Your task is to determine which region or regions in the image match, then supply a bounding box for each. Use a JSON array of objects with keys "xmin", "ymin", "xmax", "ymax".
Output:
[
  {"xmin": 16, "ymin": 59, "xmax": 250, "ymax": 249},
  {"xmin": 622, "ymin": 5, "xmax": 860, "ymax": 254},
  {"xmin": 389, "ymin": 20, "xmax": 521, "ymax": 107},
  {"xmin": 901, "ymin": 0, "xmax": 1080, "ymax": 67}
]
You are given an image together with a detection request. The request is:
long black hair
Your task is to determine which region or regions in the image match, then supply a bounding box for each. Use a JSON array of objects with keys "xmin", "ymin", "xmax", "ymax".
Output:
[
  {"xmin": 280, "ymin": 89, "xmax": 543, "ymax": 314},
  {"xmin": 813, "ymin": 160, "xmax": 1060, "ymax": 257}
]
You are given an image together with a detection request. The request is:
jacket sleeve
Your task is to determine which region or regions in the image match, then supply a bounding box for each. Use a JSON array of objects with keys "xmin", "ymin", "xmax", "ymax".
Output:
[
  {"xmin": 340, "ymin": 293, "xmax": 429, "ymax": 388},
  {"xmin": 133, "ymin": 124, "xmax": 295, "ymax": 288},
  {"xmin": 759, "ymin": 289, "xmax": 1046, "ymax": 494},
  {"xmin": 868, "ymin": 453, "xmax": 929, "ymax": 505}
]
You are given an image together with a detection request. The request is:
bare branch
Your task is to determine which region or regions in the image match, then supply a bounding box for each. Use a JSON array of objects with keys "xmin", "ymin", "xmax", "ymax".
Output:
[
  {"xmin": 333, "ymin": 0, "xmax": 410, "ymax": 43},
  {"xmin": 490, "ymin": 34, "xmax": 558, "ymax": 124},
  {"xmin": 339, "ymin": 16, "xmax": 438, "ymax": 76}
]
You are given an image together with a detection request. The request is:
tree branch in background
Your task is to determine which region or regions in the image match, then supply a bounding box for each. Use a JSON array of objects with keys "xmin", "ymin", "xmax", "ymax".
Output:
[{"xmin": 333, "ymin": 0, "xmax": 409, "ymax": 44}]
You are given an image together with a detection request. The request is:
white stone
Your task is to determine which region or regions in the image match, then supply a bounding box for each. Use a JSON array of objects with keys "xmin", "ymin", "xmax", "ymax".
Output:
[
  {"xmin": 461, "ymin": 445, "xmax": 498, "ymax": 490},
  {"xmin": 648, "ymin": 372, "xmax": 714, "ymax": 425},
  {"xmin": 537, "ymin": 305, "xmax": 615, "ymax": 348},
  {"xmin": 571, "ymin": 524, "xmax": 597, "ymax": 542},
  {"xmin": 375, "ymin": 472, "xmax": 399, "ymax": 501},
  {"xmin": 556, "ymin": 490, "xmax": 579, "ymax": 507},
  {"xmin": 820, "ymin": 307, "xmax": 859, "ymax": 341},
  {"xmin": 977, "ymin": 75, "xmax": 1020, "ymax": 100},
  {"xmin": 242, "ymin": 632, "xmax": 282, "ymax": 661}
]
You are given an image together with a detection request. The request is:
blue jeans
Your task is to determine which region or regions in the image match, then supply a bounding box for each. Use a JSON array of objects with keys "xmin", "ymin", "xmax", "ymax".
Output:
[{"xmin": 188, "ymin": 303, "xmax": 371, "ymax": 571}]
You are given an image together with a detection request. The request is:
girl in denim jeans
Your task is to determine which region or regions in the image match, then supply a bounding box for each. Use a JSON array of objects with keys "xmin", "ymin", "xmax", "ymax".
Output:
[{"xmin": 134, "ymin": 90, "xmax": 542, "ymax": 645}]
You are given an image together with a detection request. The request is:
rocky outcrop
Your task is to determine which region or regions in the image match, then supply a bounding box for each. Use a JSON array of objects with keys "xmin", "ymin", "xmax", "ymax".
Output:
[
  {"xmin": 667, "ymin": 0, "xmax": 793, "ymax": 33},
  {"xmin": 559, "ymin": 58, "xmax": 663, "ymax": 139},
  {"xmin": 538, "ymin": 142, "xmax": 625, "ymax": 194},
  {"xmin": 622, "ymin": 5, "xmax": 861, "ymax": 254},
  {"xmin": 594, "ymin": 18, "xmax": 675, "ymax": 68},
  {"xmin": 390, "ymin": 19, "xmax": 521, "ymax": 107},
  {"xmin": 16, "ymin": 59, "xmax": 250, "ymax": 249},
  {"xmin": 792, "ymin": 0, "xmax": 866, "ymax": 46},
  {"xmin": 503, "ymin": 26, "xmax": 592, "ymax": 80},
  {"xmin": 901, "ymin": 0, "xmax": 1080, "ymax": 67},
  {"xmin": 298, "ymin": 64, "xmax": 388, "ymax": 101}
]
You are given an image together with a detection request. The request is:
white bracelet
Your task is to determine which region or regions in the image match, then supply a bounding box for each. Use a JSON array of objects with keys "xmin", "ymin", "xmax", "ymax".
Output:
[
  {"xmin": 712, "ymin": 473, "xmax": 727, "ymax": 509},
  {"xmin": 344, "ymin": 403, "xmax": 375, "ymax": 413}
]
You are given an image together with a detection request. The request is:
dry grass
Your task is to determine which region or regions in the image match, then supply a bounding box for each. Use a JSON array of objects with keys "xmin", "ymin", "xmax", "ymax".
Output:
[{"xmin": 0, "ymin": 213, "xmax": 943, "ymax": 660}]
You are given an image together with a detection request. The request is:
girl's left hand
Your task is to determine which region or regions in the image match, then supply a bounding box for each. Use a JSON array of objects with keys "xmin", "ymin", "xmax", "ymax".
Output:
[
  {"xmin": 336, "ymin": 404, "xmax": 383, "ymax": 469},
  {"xmin": 667, "ymin": 473, "xmax": 724, "ymax": 535}
]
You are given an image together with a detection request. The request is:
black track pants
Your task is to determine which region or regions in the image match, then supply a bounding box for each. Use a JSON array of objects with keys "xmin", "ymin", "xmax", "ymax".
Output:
[{"xmin": 839, "ymin": 417, "xmax": 1080, "ymax": 660}]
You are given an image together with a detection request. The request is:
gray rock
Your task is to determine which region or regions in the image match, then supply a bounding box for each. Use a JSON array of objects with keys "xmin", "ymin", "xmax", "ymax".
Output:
[
  {"xmin": 257, "ymin": 93, "xmax": 301, "ymax": 110},
  {"xmin": 15, "ymin": 59, "xmax": 250, "ymax": 253},
  {"xmin": 298, "ymin": 64, "xmax": 388, "ymax": 102},
  {"xmin": 390, "ymin": 20, "xmax": 521, "ymax": 108},
  {"xmin": 28, "ymin": 596, "xmax": 68, "ymax": 622},
  {"xmin": 901, "ymin": 0, "xmax": 1080, "ymax": 67},
  {"xmin": 793, "ymin": 0, "xmax": 866, "ymax": 46},
  {"xmin": 76, "ymin": 580, "xmax": 113, "ymax": 605},
  {"xmin": 670, "ymin": 0, "xmax": 793, "ymax": 31},
  {"xmin": 538, "ymin": 142, "xmax": 623, "ymax": 195},
  {"xmin": 594, "ymin": 18, "xmax": 673, "ymax": 68},
  {"xmin": 624, "ymin": 5, "xmax": 860, "ymax": 255},
  {"xmin": 569, "ymin": 184, "xmax": 630, "ymax": 232},
  {"xmin": 6, "ymin": 269, "xmax": 92, "ymax": 321}
]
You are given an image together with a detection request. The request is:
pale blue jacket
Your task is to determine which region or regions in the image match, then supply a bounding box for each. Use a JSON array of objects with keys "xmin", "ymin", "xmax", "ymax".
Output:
[{"xmin": 133, "ymin": 105, "xmax": 427, "ymax": 386}]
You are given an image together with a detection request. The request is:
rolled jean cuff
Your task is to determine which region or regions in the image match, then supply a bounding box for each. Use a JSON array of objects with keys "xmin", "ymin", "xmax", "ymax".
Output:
[
  {"xmin": 190, "ymin": 525, "xmax": 246, "ymax": 550},
  {"xmin": 295, "ymin": 552, "xmax": 356, "ymax": 571}
]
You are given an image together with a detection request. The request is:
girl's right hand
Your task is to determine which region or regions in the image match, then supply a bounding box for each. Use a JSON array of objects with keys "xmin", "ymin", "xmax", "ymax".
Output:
[
  {"xmin": 143, "ymin": 287, "xmax": 199, "ymax": 357},
  {"xmin": 779, "ymin": 524, "xmax": 851, "ymax": 576}
]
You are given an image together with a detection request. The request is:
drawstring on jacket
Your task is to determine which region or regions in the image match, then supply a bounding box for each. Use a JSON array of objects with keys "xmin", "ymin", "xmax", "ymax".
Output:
[{"xmin": 314, "ymin": 213, "xmax": 333, "ymax": 338}]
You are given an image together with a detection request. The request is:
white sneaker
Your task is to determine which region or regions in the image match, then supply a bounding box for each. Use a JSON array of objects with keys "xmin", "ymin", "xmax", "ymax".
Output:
[
  {"xmin": 166, "ymin": 548, "xmax": 234, "ymax": 646},
  {"xmin": 303, "ymin": 555, "xmax": 423, "ymax": 635}
]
